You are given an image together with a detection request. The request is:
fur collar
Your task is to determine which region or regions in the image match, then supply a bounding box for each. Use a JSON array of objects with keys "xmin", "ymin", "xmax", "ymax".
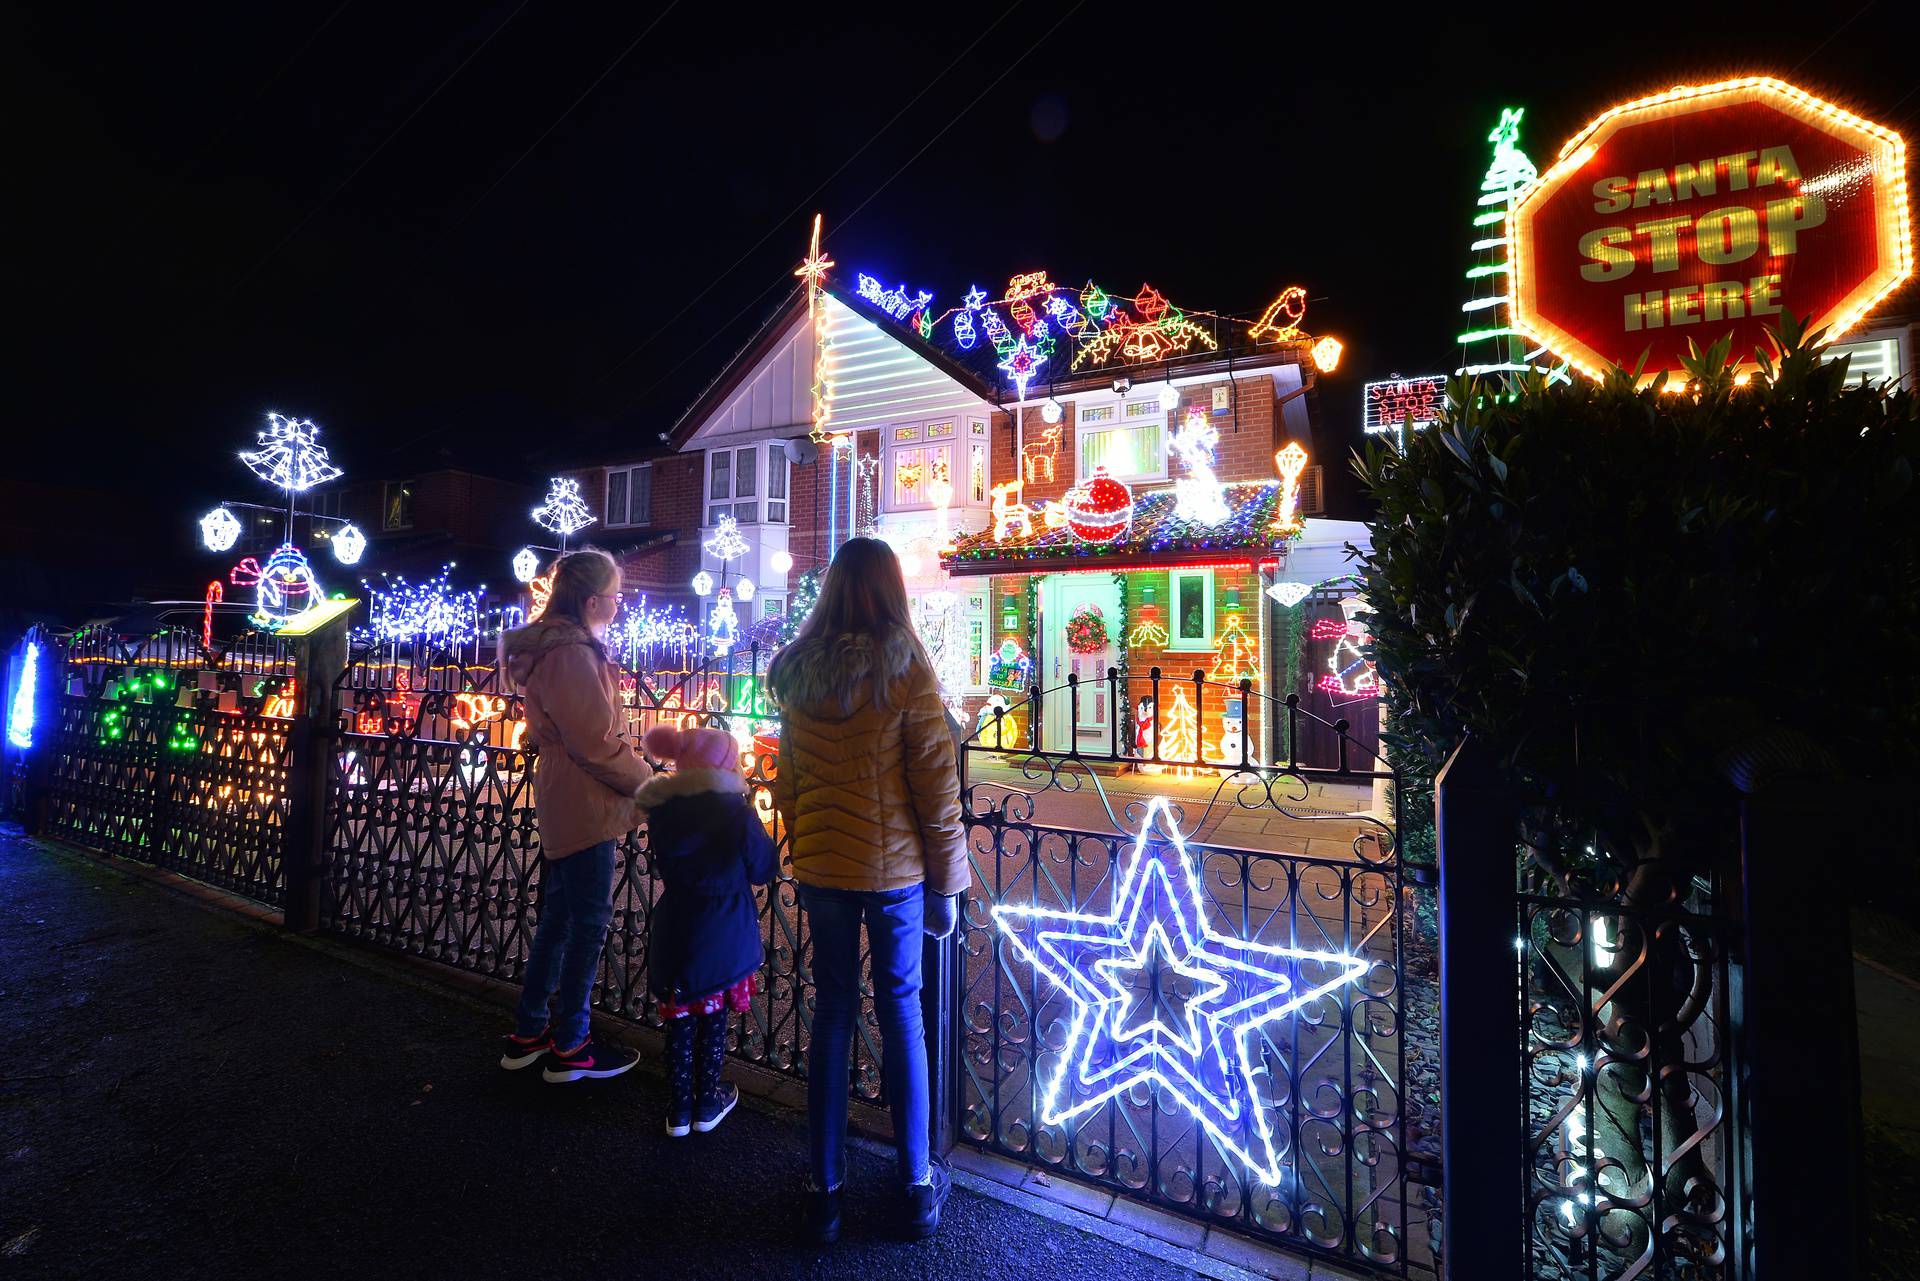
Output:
[
  {"xmin": 635, "ymin": 767, "xmax": 746, "ymax": 810},
  {"xmin": 504, "ymin": 618, "xmax": 603, "ymax": 684},
  {"xmin": 768, "ymin": 627, "xmax": 917, "ymax": 714}
]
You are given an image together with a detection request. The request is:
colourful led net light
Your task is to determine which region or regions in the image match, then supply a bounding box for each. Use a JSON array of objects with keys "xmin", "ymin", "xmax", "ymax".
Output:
[
  {"xmin": 991, "ymin": 796, "xmax": 1368, "ymax": 1186},
  {"xmin": 531, "ymin": 477, "xmax": 596, "ymax": 539},
  {"xmin": 240, "ymin": 413, "xmax": 345, "ymax": 493}
]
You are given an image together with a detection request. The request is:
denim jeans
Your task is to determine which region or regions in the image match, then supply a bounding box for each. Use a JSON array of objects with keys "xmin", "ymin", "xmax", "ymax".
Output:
[
  {"xmin": 515, "ymin": 840, "xmax": 617, "ymax": 1050},
  {"xmin": 800, "ymin": 882, "xmax": 928, "ymax": 1189}
]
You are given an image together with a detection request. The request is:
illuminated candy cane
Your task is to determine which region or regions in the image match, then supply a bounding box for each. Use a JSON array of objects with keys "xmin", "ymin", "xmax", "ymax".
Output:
[{"xmin": 203, "ymin": 580, "xmax": 224, "ymax": 653}]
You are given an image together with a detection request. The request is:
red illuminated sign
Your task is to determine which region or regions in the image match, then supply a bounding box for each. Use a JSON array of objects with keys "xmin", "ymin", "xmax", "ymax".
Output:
[
  {"xmin": 1511, "ymin": 77, "xmax": 1911, "ymax": 379},
  {"xmin": 1364, "ymin": 377, "xmax": 1447, "ymax": 437}
]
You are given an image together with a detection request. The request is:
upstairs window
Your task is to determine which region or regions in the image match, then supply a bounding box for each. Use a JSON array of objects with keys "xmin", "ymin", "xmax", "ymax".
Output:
[
  {"xmin": 383, "ymin": 481, "xmax": 415, "ymax": 531},
  {"xmin": 766, "ymin": 450, "xmax": 788, "ymax": 523},
  {"xmin": 1077, "ymin": 396, "xmax": 1169, "ymax": 483},
  {"xmin": 605, "ymin": 465, "xmax": 652, "ymax": 527},
  {"xmin": 707, "ymin": 447, "xmax": 760, "ymax": 525}
]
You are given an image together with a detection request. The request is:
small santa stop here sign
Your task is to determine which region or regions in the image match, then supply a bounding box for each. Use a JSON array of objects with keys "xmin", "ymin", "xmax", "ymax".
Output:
[{"xmin": 1510, "ymin": 77, "xmax": 1911, "ymax": 379}]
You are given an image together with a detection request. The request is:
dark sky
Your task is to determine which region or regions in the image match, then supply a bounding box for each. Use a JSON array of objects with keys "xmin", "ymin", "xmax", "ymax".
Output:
[{"xmin": 12, "ymin": 2, "xmax": 1920, "ymax": 535}]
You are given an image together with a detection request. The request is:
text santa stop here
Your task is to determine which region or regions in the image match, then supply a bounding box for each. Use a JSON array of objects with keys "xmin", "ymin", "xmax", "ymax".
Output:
[{"xmin": 1508, "ymin": 76, "xmax": 1911, "ymax": 379}]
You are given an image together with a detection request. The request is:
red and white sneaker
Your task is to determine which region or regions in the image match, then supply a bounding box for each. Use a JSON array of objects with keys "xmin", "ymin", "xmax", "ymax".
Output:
[
  {"xmin": 542, "ymin": 1036, "xmax": 641, "ymax": 1083},
  {"xmin": 500, "ymin": 1027, "xmax": 553, "ymax": 1071}
]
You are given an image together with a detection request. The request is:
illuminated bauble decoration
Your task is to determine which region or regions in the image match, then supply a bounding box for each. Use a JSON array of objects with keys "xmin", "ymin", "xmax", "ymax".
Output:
[
  {"xmin": 1065, "ymin": 467, "xmax": 1133, "ymax": 543},
  {"xmin": 770, "ymin": 549, "xmax": 794, "ymax": 574},
  {"xmin": 1041, "ymin": 398, "xmax": 1063, "ymax": 424},
  {"xmin": 512, "ymin": 547, "xmax": 541, "ymax": 583},
  {"xmin": 992, "ymin": 797, "xmax": 1368, "ymax": 1186},
  {"xmin": 736, "ymin": 578, "xmax": 755, "ymax": 601},
  {"xmin": 1266, "ymin": 580, "xmax": 1313, "ymax": 608},
  {"xmin": 691, "ymin": 571, "xmax": 713, "ymax": 597},
  {"xmin": 331, "ymin": 523, "xmax": 366, "ymax": 565},
  {"xmin": 200, "ymin": 505, "xmax": 242, "ymax": 553}
]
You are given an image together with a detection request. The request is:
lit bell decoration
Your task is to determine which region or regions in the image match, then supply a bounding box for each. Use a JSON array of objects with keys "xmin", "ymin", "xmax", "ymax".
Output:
[{"xmin": 1065, "ymin": 466, "xmax": 1132, "ymax": 544}]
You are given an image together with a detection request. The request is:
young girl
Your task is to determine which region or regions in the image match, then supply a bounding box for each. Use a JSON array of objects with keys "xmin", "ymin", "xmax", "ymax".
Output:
[
  {"xmin": 636, "ymin": 722, "xmax": 778, "ymax": 1137},
  {"xmin": 500, "ymin": 549, "xmax": 652, "ymax": 1083}
]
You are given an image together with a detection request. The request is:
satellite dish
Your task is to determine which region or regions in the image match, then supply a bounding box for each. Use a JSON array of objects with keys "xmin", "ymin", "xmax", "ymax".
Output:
[{"xmin": 783, "ymin": 437, "xmax": 817, "ymax": 467}]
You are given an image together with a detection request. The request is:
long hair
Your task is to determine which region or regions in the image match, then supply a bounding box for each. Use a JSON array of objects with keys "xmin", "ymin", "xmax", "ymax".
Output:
[
  {"xmin": 772, "ymin": 537, "xmax": 932, "ymax": 712},
  {"xmin": 541, "ymin": 548, "xmax": 619, "ymax": 634}
]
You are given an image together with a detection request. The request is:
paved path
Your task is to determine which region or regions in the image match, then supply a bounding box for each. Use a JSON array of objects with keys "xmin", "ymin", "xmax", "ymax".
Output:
[{"xmin": 0, "ymin": 829, "xmax": 1212, "ymax": 1281}]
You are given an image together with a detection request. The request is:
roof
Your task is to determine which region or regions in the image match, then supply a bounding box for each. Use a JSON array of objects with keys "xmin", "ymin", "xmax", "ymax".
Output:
[{"xmin": 941, "ymin": 482, "xmax": 1299, "ymax": 577}]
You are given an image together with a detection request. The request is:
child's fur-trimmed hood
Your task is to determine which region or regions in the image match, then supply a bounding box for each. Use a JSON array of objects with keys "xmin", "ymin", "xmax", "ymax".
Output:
[
  {"xmin": 768, "ymin": 626, "xmax": 919, "ymax": 718},
  {"xmin": 634, "ymin": 767, "xmax": 746, "ymax": 812}
]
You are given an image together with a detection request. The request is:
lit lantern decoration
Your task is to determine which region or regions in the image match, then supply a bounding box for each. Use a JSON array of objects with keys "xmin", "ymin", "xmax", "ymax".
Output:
[
  {"xmin": 1065, "ymin": 467, "xmax": 1132, "ymax": 544},
  {"xmin": 1311, "ymin": 336, "xmax": 1344, "ymax": 372},
  {"xmin": 200, "ymin": 505, "xmax": 242, "ymax": 553},
  {"xmin": 736, "ymin": 578, "xmax": 755, "ymax": 601},
  {"xmin": 331, "ymin": 522, "xmax": 366, "ymax": 565},
  {"xmin": 692, "ymin": 571, "xmax": 714, "ymax": 597},
  {"xmin": 512, "ymin": 547, "xmax": 541, "ymax": 583}
]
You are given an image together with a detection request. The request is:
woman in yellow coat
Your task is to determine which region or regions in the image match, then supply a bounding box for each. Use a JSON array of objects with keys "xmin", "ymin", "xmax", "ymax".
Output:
[{"xmin": 769, "ymin": 537, "xmax": 965, "ymax": 1244}]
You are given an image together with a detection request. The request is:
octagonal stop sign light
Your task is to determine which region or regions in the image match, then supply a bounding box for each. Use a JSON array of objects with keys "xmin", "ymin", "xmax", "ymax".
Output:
[{"xmin": 1510, "ymin": 77, "xmax": 1911, "ymax": 380}]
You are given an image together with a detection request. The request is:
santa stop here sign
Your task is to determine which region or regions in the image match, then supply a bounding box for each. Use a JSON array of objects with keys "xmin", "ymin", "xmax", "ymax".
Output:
[{"xmin": 1509, "ymin": 77, "xmax": 1911, "ymax": 379}]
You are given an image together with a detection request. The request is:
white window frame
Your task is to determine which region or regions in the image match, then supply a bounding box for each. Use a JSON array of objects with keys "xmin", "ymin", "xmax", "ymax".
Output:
[
  {"xmin": 1075, "ymin": 394, "xmax": 1171, "ymax": 484},
  {"xmin": 884, "ymin": 420, "xmax": 958, "ymax": 514},
  {"xmin": 707, "ymin": 446, "xmax": 760, "ymax": 525},
  {"xmin": 765, "ymin": 448, "xmax": 789, "ymax": 524},
  {"xmin": 1167, "ymin": 568, "xmax": 1214, "ymax": 651},
  {"xmin": 604, "ymin": 463, "xmax": 653, "ymax": 528},
  {"xmin": 911, "ymin": 586, "xmax": 989, "ymax": 693}
]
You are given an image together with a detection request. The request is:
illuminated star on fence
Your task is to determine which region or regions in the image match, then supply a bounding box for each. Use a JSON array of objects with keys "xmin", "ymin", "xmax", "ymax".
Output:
[{"xmin": 991, "ymin": 797, "xmax": 1371, "ymax": 1186}]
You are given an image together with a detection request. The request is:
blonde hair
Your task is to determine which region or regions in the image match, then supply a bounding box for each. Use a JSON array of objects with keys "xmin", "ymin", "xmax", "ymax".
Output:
[
  {"xmin": 772, "ymin": 537, "xmax": 932, "ymax": 712},
  {"xmin": 542, "ymin": 548, "xmax": 620, "ymax": 627}
]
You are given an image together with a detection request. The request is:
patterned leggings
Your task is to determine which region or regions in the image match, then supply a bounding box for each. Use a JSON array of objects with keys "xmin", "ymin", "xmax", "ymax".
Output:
[{"xmin": 665, "ymin": 1011, "xmax": 728, "ymax": 1110}]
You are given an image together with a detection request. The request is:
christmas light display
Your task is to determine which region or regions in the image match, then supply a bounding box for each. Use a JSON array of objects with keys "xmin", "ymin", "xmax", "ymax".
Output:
[
  {"xmin": 1311, "ymin": 337, "xmax": 1343, "ymax": 373},
  {"xmin": 1271, "ymin": 443, "xmax": 1310, "ymax": 534},
  {"xmin": 360, "ymin": 565, "xmax": 484, "ymax": 645},
  {"xmin": 1157, "ymin": 686, "xmax": 1199, "ymax": 775},
  {"xmin": 1064, "ymin": 605, "xmax": 1109, "ymax": 655},
  {"xmin": 797, "ymin": 215, "xmax": 837, "ymax": 443},
  {"xmin": 988, "ymin": 637, "xmax": 1032, "ymax": 690},
  {"xmin": 1171, "ymin": 410, "xmax": 1228, "ymax": 527},
  {"xmin": 1126, "ymin": 606, "xmax": 1169, "ymax": 649},
  {"xmin": 1265, "ymin": 581, "xmax": 1313, "ymax": 609},
  {"xmin": 1458, "ymin": 108, "xmax": 1560, "ymax": 380},
  {"xmin": 948, "ymin": 483, "xmax": 1294, "ymax": 569},
  {"xmin": 231, "ymin": 545, "xmax": 323, "ymax": 629},
  {"xmin": 331, "ymin": 522, "xmax": 366, "ymax": 566},
  {"xmin": 1363, "ymin": 376, "xmax": 1448, "ymax": 450},
  {"xmin": 998, "ymin": 335, "xmax": 1050, "ymax": 400},
  {"xmin": 202, "ymin": 580, "xmax": 223, "ymax": 652},
  {"xmin": 770, "ymin": 549, "xmax": 794, "ymax": 575},
  {"xmin": 1209, "ymin": 612, "xmax": 1259, "ymax": 683},
  {"xmin": 7, "ymin": 639, "xmax": 38, "ymax": 750},
  {"xmin": 615, "ymin": 597, "xmax": 700, "ymax": 668},
  {"xmin": 991, "ymin": 797, "xmax": 1368, "ymax": 1186},
  {"xmin": 992, "ymin": 480, "xmax": 1035, "ymax": 541},
  {"xmin": 1247, "ymin": 287, "xmax": 1308, "ymax": 343},
  {"xmin": 974, "ymin": 694, "xmax": 1022, "ymax": 749},
  {"xmin": 200, "ymin": 506, "xmax": 242, "ymax": 553},
  {"xmin": 708, "ymin": 589, "xmax": 738, "ymax": 657},
  {"xmin": 240, "ymin": 414, "xmax": 344, "ymax": 492},
  {"xmin": 691, "ymin": 571, "xmax": 713, "ymax": 597},
  {"xmin": 1064, "ymin": 469, "xmax": 1133, "ymax": 544},
  {"xmin": 735, "ymin": 578, "xmax": 755, "ymax": 602},
  {"xmin": 532, "ymin": 477, "xmax": 596, "ymax": 541},
  {"xmin": 512, "ymin": 547, "xmax": 541, "ymax": 583},
  {"xmin": 1022, "ymin": 421, "xmax": 1063, "ymax": 483},
  {"xmin": 527, "ymin": 571, "xmax": 554, "ymax": 622},
  {"xmin": 781, "ymin": 567, "xmax": 823, "ymax": 644},
  {"xmin": 703, "ymin": 514, "xmax": 751, "ymax": 562},
  {"xmin": 1040, "ymin": 398, "xmax": 1063, "ymax": 424},
  {"xmin": 1316, "ymin": 599, "xmax": 1378, "ymax": 701},
  {"xmin": 856, "ymin": 274, "xmax": 932, "ymax": 320}
]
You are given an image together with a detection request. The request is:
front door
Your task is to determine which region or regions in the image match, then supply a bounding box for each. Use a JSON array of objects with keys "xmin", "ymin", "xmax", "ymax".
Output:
[{"xmin": 1041, "ymin": 574, "xmax": 1120, "ymax": 753}]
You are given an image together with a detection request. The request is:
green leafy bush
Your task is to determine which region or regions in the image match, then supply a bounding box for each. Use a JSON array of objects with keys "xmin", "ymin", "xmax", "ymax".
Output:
[{"xmin": 1358, "ymin": 319, "xmax": 1918, "ymax": 859}]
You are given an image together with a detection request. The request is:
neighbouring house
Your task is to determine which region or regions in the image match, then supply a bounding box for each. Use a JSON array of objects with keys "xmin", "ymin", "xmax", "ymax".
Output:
[{"xmin": 318, "ymin": 465, "xmax": 539, "ymax": 586}]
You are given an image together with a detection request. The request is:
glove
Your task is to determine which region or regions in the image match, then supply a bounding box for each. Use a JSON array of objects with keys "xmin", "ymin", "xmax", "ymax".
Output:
[{"xmin": 922, "ymin": 888, "xmax": 960, "ymax": 939}]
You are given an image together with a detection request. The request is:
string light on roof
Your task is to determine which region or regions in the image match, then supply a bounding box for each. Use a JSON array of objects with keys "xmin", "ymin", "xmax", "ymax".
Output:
[
  {"xmin": 240, "ymin": 413, "xmax": 345, "ymax": 493},
  {"xmin": 331, "ymin": 523, "xmax": 366, "ymax": 566},
  {"xmin": 532, "ymin": 477, "xmax": 596, "ymax": 539},
  {"xmin": 200, "ymin": 505, "xmax": 242, "ymax": 553}
]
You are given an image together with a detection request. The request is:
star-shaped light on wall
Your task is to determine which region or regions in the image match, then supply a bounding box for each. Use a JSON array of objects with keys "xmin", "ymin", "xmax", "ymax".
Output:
[
  {"xmin": 997, "ymin": 335, "xmax": 1048, "ymax": 401},
  {"xmin": 991, "ymin": 797, "xmax": 1370, "ymax": 1186}
]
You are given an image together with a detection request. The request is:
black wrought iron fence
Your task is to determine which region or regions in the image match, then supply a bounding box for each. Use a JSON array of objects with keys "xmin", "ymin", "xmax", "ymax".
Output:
[{"xmin": 957, "ymin": 668, "xmax": 1426, "ymax": 1274}]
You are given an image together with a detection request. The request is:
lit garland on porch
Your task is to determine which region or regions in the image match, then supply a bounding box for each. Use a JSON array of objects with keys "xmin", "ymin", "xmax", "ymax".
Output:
[{"xmin": 946, "ymin": 484, "xmax": 1296, "ymax": 568}]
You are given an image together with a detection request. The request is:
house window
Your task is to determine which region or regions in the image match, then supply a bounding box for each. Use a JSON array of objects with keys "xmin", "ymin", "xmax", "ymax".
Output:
[
  {"xmin": 604, "ymin": 465, "xmax": 652, "ymax": 527},
  {"xmin": 312, "ymin": 490, "xmax": 344, "ymax": 519},
  {"xmin": 968, "ymin": 420, "xmax": 989, "ymax": 503},
  {"xmin": 1169, "ymin": 569, "xmax": 1213, "ymax": 650},
  {"xmin": 708, "ymin": 448, "xmax": 765, "ymax": 525},
  {"xmin": 913, "ymin": 588, "xmax": 988, "ymax": 692},
  {"xmin": 383, "ymin": 481, "xmax": 415, "ymax": 531},
  {"xmin": 766, "ymin": 450, "xmax": 788, "ymax": 523},
  {"xmin": 886, "ymin": 421, "xmax": 955, "ymax": 512},
  {"xmin": 1077, "ymin": 395, "xmax": 1169, "ymax": 483}
]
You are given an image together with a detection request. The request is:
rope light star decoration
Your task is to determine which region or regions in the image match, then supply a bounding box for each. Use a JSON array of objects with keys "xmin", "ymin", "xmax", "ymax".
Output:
[
  {"xmin": 531, "ymin": 477, "xmax": 596, "ymax": 542},
  {"xmin": 992, "ymin": 797, "xmax": 1370, "ymax": 1186},
  {"xmin": 240, "ymin": 414, "xmax": 345, "ymax": 492},
  {"xmin": 797, "ymin": 213, "xmax": 837, "ymax": 443}
]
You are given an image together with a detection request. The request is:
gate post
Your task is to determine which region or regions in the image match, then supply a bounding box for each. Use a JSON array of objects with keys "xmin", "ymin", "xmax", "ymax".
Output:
[
  {"xmin": 923, "ymin": 717, "xmax": 969, "ymax": 1164},
  {"xmin": 1435, "ymin": 736, "xmax": 1526, "ymax": 1280},
  {"xmin": 281, "ymin": 610, "xmax": 351, "ymax": 931}
]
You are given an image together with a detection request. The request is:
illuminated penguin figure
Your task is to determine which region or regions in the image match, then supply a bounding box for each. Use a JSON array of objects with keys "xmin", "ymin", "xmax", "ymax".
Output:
[{"xmin": 231, "ymin": 544, "xmax": 323, "ymax": 628}]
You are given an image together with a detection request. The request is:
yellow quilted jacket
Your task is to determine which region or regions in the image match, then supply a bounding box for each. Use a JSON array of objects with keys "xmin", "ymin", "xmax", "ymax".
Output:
[{"xmin": 769, "ymin": 628, "xmax": 967, "ymax": 895}]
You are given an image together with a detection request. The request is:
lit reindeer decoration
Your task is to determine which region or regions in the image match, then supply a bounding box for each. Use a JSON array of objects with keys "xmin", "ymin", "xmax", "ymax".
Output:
[
  {"xmin": 991, "ymin": 479, "xmax": 1035, "ymax": 540},
  {"xmin": 1022, "ymin": 420, "xmax": 1063, "ymax": 483}
]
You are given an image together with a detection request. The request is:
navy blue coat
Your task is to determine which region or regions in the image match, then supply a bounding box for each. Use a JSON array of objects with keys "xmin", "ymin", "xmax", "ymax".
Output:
[{"xmin": 636, "ymin": 768, "xmax": 779, "ymax": 1002}]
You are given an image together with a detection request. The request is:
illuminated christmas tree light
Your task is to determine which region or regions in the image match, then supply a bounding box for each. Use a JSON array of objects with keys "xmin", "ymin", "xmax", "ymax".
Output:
[
  {"xmin": 1157, "ymin": 685, "xmax": 1199, "ymax": 776},
  {"xmin": 200, "ymin": 506, "xmax": 242, "ymax": 553},
  {"xmin": 241, "ymin": 414, "xmax": 344, "ymax": 492},
  {"xmin": 1209, "ymin": 613, "xmax": 1259, "ymax": 684},
  {"xmin": 331, "ymin": 523, "xmax": 366, "ymax": 565},
  {"xmin": 1458, "ymin": 108, "xmax": 1564, "ymax": 381},
  {"xmin": 532, "ymin": 477, "xmax": 596, "ymax": 540},
  {"xmin": 991, "ymin": 797, "xmax": 1369, "ymax": 1187}
]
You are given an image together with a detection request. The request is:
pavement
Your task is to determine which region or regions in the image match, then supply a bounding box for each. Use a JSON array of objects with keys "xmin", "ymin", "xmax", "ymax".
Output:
[{"xmin": 0, "ymin": 827, "xmax": 1236, "ymax": 1281}]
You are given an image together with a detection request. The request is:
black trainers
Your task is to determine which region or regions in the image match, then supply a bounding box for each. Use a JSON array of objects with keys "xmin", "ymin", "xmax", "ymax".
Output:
[
  {"xmin": 541, "ymin": 1036, "xmax": 640, "ymax": 1083},
  {"xmin": 803, "ymin": 1181, "xmax": 842, "ymax": 1246},
  {"xmin": 693, "ymin": 1082, "xmax": 738, "ymax": 1133},
  {"xmin": 499, "ymin": 1027, "xmax": 552, "ymax": 1071},
  {"xmin": 899, "ymin": 1161, "xmax": 951, "ymax": 1239}
]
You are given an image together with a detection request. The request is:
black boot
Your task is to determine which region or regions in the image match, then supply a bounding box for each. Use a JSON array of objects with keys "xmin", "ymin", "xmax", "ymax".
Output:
[
  {"xmin": 691, "ymin": 1010, "xmax": 738, "ymax": 1133},
  {"xmin": 664, "ymin": 1017, "xmax": 696, "ymax": 1137}
]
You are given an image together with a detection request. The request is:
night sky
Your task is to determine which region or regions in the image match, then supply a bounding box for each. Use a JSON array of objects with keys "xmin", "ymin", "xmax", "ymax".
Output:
[{"xmin": 9, "ymin": 1, "xmax": 1919, "ymax": 612}]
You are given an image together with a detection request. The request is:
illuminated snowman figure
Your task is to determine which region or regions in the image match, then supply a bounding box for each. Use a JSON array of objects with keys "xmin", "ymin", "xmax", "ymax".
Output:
[{"xmin": 231, "ymin": 544, "xmax": 323, "ymax": 628}]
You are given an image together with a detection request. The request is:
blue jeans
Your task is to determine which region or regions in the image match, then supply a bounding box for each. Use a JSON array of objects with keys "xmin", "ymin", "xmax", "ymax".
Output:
[
  {"xmin": 515, "ymin": 840, "xmax": 617, "ymax": 1050},
  {"xmin": 801, "ymin": 883, "xmax": 928, "ymax": 1189}
]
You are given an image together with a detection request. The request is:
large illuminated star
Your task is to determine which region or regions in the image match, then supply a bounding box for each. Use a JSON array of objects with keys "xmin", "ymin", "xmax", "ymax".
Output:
[{"xmin": 992, "ymin": 797, "xmax": 1370, "ymax": 1186}]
